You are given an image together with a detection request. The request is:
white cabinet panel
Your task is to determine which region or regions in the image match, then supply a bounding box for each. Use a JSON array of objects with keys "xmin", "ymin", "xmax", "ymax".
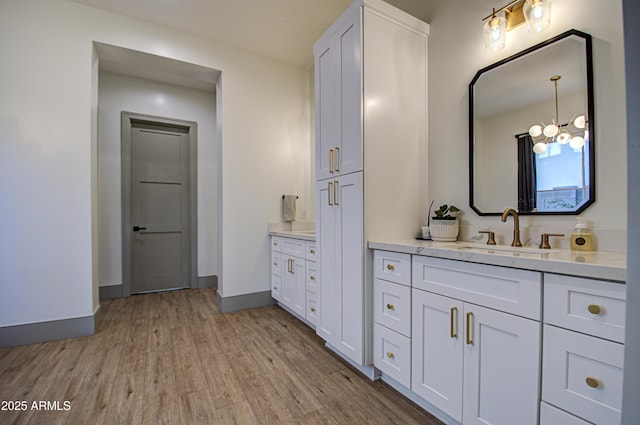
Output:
[
  {"xmin": 271, "ymin": 274, "xmax": 281, "ymax": 302},
  {"xmin": 542, "ymin": 325, "xmax": 623, "ymax": 425},
  {"xmin": 281, "ymin": 238, "xmax": 306, "ymax": 258},
  {"xmin": 271, "ymin": 251, "xmax": 282, "ymax": 277},
  {"xmin": 544, "ymin": 274, "xmax": 626, "ymax": 343},
  {"xmin": 374, "ymin": 278, "xmax": 411, "ymax": 337},
  {"xmin": 305, "ymin": 242, "xmax": 317, "ymax": 262},
  {"xmin": 412, "ymin": 290, "xmax": 464, "ymax": 422},
  {"xmin": 374, "ymin": 323, "xmax": 411, "ymax": 388},
  {"xmin": 374, "ymin": 250, "xmax": 411, "ymax": 286},
  {"xmin": 540, "ymin": 402, "xmax": 591, "ymax": 425},
  {"xmin": 412, "ymin": 256, "xmax": 542, "ymax": 320},
  {"xmin": 306, "ymin": 262, "xmax": 318, "ymax": 294},
  {"xmin": 282, "ymin": 255, "xmax": 306, "ymax": 318},
  {"xmin": 306, "ymin": 291, "xmax": 318, "ymax": 326},
  {"xmin": 463, "ymin": 304, "xmax": 541, "ymax": 425}
]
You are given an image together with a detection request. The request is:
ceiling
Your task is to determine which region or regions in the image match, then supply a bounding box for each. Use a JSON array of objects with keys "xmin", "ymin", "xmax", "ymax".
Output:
[{"xmin": 70, "ymin": 0, "xmax": 437, "ymax": 67}]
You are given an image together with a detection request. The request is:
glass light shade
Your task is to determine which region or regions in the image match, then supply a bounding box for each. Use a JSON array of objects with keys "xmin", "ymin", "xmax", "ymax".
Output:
[
  {"xmin": 523, "ymin": 0, "xmax": 552, "ymax": 33},
  {"xmin": 484, "ymin": 16, "xmax": 506, "ymax": 52},
  {"xmin": 569, "ymin": 136, "xmax": 585, "ymax": 149},
  {"xmin": 529, "ymin": 125, "xmax": 542, "ymax": 137},
  {"xmin": 557, "ymin": 132, "xmax": 571, "ymax": 145},
  {"xmin": 543, "ymin": 124, "xmax": 558, "ymax": 137},
  {"xmin": 533, "ymin": 142, "xmax": 548, "ymax": 154},
  {"xmin": 574, "ymin": 115, "xmax": 586, "ymax": 129}
]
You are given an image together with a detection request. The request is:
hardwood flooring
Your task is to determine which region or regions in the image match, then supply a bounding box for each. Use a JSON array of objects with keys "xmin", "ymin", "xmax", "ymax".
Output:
[{"xmin": 0, "ymin": 289, "xmax": 443, "ymax": 425}]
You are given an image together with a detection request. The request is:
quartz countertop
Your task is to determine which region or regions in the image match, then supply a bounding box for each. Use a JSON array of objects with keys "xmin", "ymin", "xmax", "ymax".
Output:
[
  {"xmin": 270, "ymin": 230, "xmax": 316, "ymax": 242},
  {"xmin": 368, "ymin": 239, "xmax": 627, "ymax": 282}
]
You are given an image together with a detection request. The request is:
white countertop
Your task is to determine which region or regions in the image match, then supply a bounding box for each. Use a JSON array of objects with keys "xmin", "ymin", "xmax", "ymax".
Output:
[
  {"xmin": 368, "ymin": 239, "xmax": 627, "ymax": 282},
  {"xmin": 270, "ymin": 230, "xmax": 316, "ymax": 242}
]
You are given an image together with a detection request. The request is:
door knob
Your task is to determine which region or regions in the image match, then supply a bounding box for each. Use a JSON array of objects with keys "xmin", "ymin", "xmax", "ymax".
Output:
[{"xmin": 132, "ymin": 226, "xmax": 147, "ymax": 232}]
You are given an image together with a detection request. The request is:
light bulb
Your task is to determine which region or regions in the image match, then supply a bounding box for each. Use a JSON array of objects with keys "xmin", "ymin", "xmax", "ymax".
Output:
[
  {"xmin": 574, "ymin": 115, "xmax": 586, "ymax": 129},
  {"xmin": 543, "ymin": 124, "xmax": 558, "ymax": 137},
  {"xmin": 523, "ymin": 0, "xmax": 552, "ymax": 33},
  {"xmin": 569, "ymin": 136, "xmax": 585, "ymax": 149},
  {"xmin": 533, "ymin": 142, "xmax": 548, "ymax": 154},
  {"xmin": 529, "ymin": 125, "xmax": 542, "ymax": 137},
  {"xmin": 484, "ymin": 16, "xmax": 506, "ymax": 52},
  {"xmin": 557, "ymin": 132, "xmax": 571, "ymax": 145}
]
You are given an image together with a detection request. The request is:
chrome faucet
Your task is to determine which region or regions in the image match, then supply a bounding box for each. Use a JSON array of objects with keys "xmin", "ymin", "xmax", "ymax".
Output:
[{"xmin": 501, "ymin": 208, "xmax": 522, "ymax": 247}]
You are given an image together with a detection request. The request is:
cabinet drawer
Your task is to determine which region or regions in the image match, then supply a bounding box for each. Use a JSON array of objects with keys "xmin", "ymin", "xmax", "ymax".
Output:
[
  {"xmin": 271, "ymin": 236, "xmax": 282, "ymax": 252},
  {"xmin": 542, "ymin": 325, "xmax": 623, "ymax": 425},
  {"xmin": 272, "ymin": 252, "xmax": 282, "ymax": 277},
  {"xmin": 374, "ymin": 323, "xmax": 411, "ymax": 388},
  {"xmin": 412, "ymin": 256, "xmax": 542, "ymax": 320},
  {"xmin": 544, "ymin": 274, "xmax": 626, "ymax": 343},
  {"xmin": 374, "ymin": 250, "xmax": 411, "ymax": 286},
  {"xmin": 306, "ymin": 262, "xmax": 318, "ymax": 293},
  {"xmin": 540, "ymin": 402, "xmax": 591, "ymax": 425},
  {"xmin": 306, "ymin": 291, "xmax": 318, "ymax": 326},
  {"xmin": 374, "ymin": 279, "xmax": 411, "ymax": 337},
  {"xmin": 271, "ymin": 275, "xmax": 282, "ymax": 301},
  {"xmin": 281, "ymin": 237, "xmax": 306, "ymax": 258},
  {"xmin": 306, "ymin": 242, "xmax": 317, "ymax": 261}
]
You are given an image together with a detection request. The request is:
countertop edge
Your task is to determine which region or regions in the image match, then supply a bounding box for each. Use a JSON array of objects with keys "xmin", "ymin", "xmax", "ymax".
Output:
[
  {"xmin": 270, "ymin": 231, "xmax": 316, "ymax": 242},
  {"xmin": 369, "ymin": 240, "xmax": 627, "ymax": 282}
]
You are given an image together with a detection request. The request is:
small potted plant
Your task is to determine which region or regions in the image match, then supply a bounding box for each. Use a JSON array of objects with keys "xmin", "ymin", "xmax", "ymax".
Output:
[{"xmin": 430, "ymin": 204, "xmax": 460, "ymax": 241}]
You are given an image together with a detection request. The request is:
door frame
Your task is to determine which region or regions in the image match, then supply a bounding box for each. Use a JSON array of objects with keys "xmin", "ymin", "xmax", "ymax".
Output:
[{"xmin": 121, "ymin": 111, "xmax": 198, "ymax": 297}]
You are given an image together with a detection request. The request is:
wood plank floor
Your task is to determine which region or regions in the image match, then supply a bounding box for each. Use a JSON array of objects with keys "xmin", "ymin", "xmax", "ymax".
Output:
[{"xmin": 0, "ymin": 289, "xmax": 444, "ymax": 425}]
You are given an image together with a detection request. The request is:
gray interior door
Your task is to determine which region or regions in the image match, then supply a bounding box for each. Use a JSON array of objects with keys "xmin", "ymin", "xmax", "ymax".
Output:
[{"xmin": 131, "ymin": 122, "xmax": 190, "ymax": 293}]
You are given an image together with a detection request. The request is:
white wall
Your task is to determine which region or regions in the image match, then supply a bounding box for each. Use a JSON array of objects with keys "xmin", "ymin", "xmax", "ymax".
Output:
[
  {"xmin": 0, "ymin": 0, "xmax": 311, "ymax": 327},
  {"xmin": 97, "ymin": 72, "xmax": 218, "ymax": 286},
  {"xmin": 428, "ymin": 0, "xmax": 627, "ymax": 251}
]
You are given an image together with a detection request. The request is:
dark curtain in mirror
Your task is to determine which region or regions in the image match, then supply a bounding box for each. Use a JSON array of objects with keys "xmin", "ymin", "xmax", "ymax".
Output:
[{"xmin": 517, "ymin": 134, "xmax": 537, "ymax": 212}]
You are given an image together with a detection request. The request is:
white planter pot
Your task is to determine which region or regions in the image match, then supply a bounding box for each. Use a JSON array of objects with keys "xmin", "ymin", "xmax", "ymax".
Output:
[{"xmin": 430, "ymin": 219, "xmax": 459, "ymax": 241}]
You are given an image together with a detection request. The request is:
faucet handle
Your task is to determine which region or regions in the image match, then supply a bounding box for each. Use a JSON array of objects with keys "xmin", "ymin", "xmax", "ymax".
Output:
[
  {"xmin": 539, "ymin": 233, "xmax": 565, "ymax": 249},
  {"xmin": 478, "ymin": 230, "xmax": 496, "ymax": 245}
]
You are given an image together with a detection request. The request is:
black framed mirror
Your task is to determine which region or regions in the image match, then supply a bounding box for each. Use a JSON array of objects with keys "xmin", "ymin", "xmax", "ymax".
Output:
[{"xmin": 469, "ymin": 29, "xmax": 595, "ymax": 215}]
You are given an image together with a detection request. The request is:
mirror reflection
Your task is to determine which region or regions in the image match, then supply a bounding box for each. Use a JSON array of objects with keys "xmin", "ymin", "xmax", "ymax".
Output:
[{"xmin": 470, "ymin": 30, "xmax": 595, "ymax": 215}]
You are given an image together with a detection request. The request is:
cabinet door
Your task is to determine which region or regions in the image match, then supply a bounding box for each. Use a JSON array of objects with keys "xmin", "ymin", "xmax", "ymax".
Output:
[
  {"xmin": 463, "ymin": 304, "xmax": 541, "ymax": 425},
  {"xmin": 315, "ymin": 9, "xmax": 362, "ymax": 181},
  {"xmin": 334, "ymin": 172, "xmax": 364, "ymax": 363},
  {"xmin": 412, "ymin": 290, "xmax": 464, "ymax": 422},
  {"xmin": 282, "ymin": 255, "xmax": 305, "ymax": 318},
  {"xmin": 315, "ymin": 172, "xmax": 363, "ymax": 365}
]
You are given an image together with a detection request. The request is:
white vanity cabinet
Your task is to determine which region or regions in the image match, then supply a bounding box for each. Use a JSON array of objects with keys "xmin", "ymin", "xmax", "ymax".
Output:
[
  {"xmin": 541, "ymin": 274, "xmax": 626, "ymax": 425},
  {"xmin": 270, "ymin": 235, "xmax": 318, "ymax": 329},
  {"xmin": 411, "ymin": 256, "xmax": 542, "ymax": 425},
  {"xmin": 314, "ymin": 0, "xmax": 428, "ymax": 368}
]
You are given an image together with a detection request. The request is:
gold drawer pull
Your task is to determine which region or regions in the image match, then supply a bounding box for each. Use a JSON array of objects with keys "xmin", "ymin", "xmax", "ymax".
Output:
[
  {"xmin": 386, "ymin": 264, "xmax": 395, "ymax": 271},
  {"xmin": 586, "ymin": 377, "xmax": 600, "ymax": 388},
  {"xmin": 310, "ymin": 249, "xmax": 315, "ymax": 254},
  {"xmin": 450, "ymin": 307, "xmax": 458, "ymax": 338},
  {"xmin": 386, "ymin": 303, "xmax": 395, "ymax": 311},
  {"xmin": 588, "ymin": 304, "xmax": 602, "ymax": 315},
  {"xmin": 466, "ymin": 312, "xmax": 474, "ymax": 345},
  {"xmin": 386, "ymin": 352, "xmax": 395, "ymax": 359},
  {"xmin": 310, "ymin": 307, "xmax": 316, "ymax": 313}
]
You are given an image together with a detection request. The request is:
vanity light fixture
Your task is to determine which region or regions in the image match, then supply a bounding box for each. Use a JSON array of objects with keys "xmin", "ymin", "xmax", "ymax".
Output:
[
  {"xmin": 529, "ymin": 75, "xmax": 586, "ymax": 154},
  {"xmin": 482, "ymin": 0, "xmax": 552, "ymax": 52}
]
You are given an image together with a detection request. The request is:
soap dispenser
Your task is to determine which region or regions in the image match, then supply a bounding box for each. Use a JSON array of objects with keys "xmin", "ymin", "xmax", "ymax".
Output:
[{"xmin": 570, "ymin": 217, "xmax": 594, "ymax": 251}]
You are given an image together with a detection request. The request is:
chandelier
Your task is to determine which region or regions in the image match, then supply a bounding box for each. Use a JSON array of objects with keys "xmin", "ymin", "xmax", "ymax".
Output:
[{"xmin": 529, "ymin": 75, "xmax": 587, "ymax": 154}]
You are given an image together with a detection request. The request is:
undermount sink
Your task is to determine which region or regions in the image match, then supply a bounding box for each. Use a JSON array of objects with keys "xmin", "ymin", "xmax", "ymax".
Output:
[{"xmin": 456, "ymin": 244, "xmax": 552, "ymax": 256}]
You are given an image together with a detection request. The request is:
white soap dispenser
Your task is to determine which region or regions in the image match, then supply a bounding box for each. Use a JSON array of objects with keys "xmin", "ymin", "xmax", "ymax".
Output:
[{"xmin": 570, "ymin": 217, "xmax": 594, "ymax": 251}]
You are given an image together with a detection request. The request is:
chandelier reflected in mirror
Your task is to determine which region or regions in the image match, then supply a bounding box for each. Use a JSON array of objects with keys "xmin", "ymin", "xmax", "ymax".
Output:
[{"xmin": 529, "ymin": 75, "xmax": 587, "ymax": 154}]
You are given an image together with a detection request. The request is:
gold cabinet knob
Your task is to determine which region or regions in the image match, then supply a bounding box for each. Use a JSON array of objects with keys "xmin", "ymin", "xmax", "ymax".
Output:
[
  {"xmin": 310, "ymin": 276, "xmax": 316, "ymax": 281},
  {"xmin": 586, "ymin": 377, "xmax": 600, "ymax": 388},
  {"xmin": 386, "ymin": 264, "xmax": 395, "ymax": 271},
  {"xmin": 310, "ymin": 249, "xmax": 315, "ymax": 254},
  {"xmin": 310, "ymin": 307, "xmax": 316, "ymax": 313},
  {"xmin": 386, "ymin": 303, "xmax": 395, "ymax": 310},
  {"xmin": 273, "ymin": 286, "xmax": 278, "ymax": 290},
  {"xmin": 386, "ymin": 352, "xmax": 395, "ymax": 359},
  {"xmin": 588, "ymin": 304, "xmax": 602, "ymax": 315}
]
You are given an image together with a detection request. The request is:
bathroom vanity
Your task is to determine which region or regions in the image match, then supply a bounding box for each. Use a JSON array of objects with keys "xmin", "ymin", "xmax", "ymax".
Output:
[
  {"xmin": 369, "ymin": 240, "xmax": 626, "ymax": 425},
  {"xmin": 270, "ymin": 230, "xmax": 318, "ymax": 328}
]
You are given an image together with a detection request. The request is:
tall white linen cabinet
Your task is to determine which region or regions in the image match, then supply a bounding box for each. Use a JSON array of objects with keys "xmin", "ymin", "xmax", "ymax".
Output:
[{"xmin": 314, "ymin": 0, "xmax": 429, "ymax": 370}]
